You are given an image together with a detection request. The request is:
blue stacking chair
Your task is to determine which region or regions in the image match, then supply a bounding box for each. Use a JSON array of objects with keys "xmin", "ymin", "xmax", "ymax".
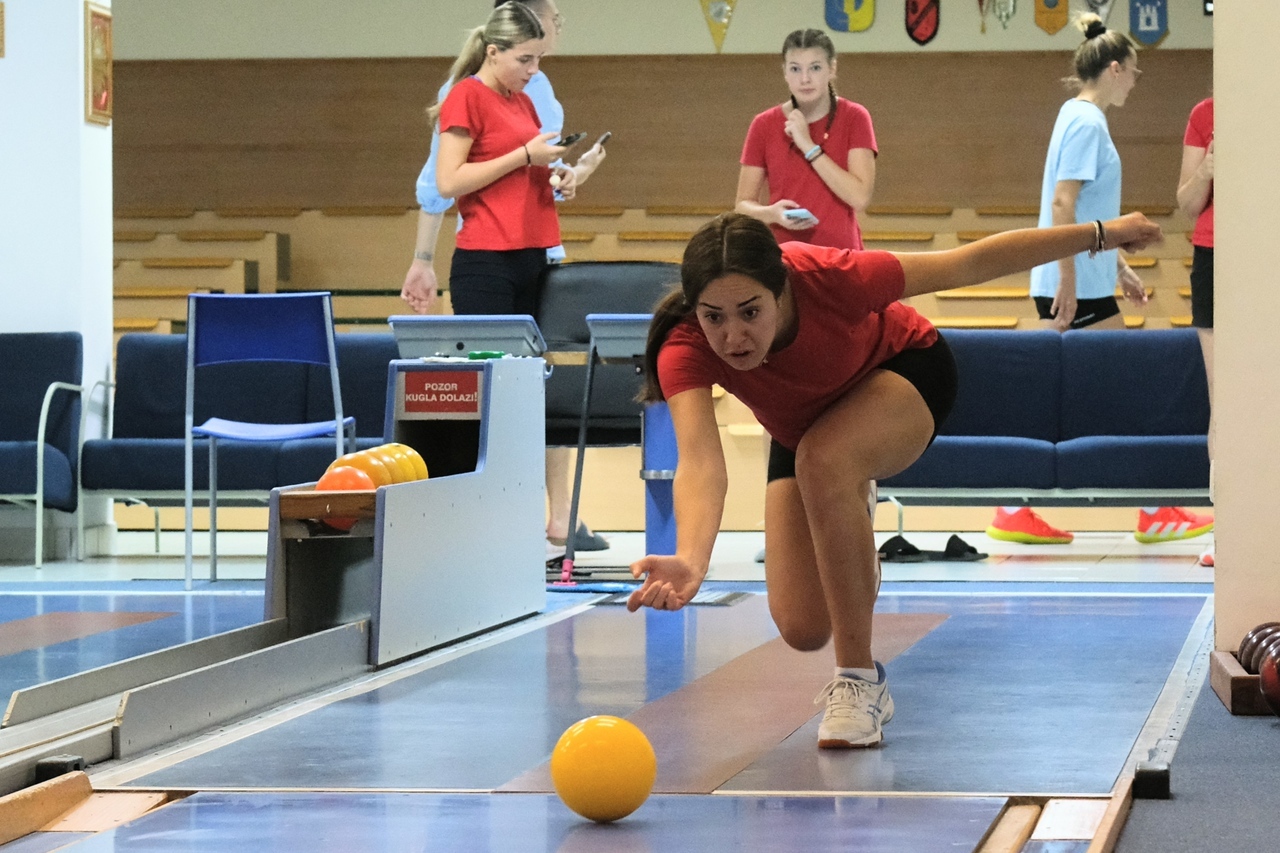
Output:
[
  {"xmin": 0, "ymin": 333, "xmax": 84, "ymax": 568},
  {"xmin": 184, "ymin": 293, "xmax": 354, "ymax": 587}
]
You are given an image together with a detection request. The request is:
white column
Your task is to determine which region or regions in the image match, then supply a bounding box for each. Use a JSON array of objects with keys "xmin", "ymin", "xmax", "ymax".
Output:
[
  {"xmin": 1215, "ymin": 6, "xmax": 1280, "ymax": 647},
  {"xmin": 0, "ymin": 0, "xmax": 114, "ymax": 559}
]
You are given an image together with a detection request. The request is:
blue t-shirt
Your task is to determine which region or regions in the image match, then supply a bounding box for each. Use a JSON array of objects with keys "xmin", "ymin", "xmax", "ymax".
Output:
[
  {"xmin": 416, "ymin": 72, "xmax": 566, "ymax": 261},
  {"xmin": 1029, "ymin": 99, "xmax": 1122, "ymax": 300}
]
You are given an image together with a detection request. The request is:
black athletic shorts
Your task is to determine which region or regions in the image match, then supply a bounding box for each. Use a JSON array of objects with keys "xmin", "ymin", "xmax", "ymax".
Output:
[
  {"xmin": 1033, "ymin": 295, "xmax": 1121, "ymax": 330},
  {"xmin": 1190, "ymin": 246, "xmax": 1214, "ymax": 329},
  {"xmin": 449, "ymin": 247, "xmax": 548, "ymax": 316},
  {"xmin": 766, "ymin": 333, "xmax": 958, "ymax": 483}
]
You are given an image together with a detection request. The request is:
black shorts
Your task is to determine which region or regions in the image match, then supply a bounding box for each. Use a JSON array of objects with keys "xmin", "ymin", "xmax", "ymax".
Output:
[
  {"xmin": 766, "ymin": 333, "xmax": 958, "ymax": 483},
  {"xmin": 1190, "ymin": 246, "xmax": 1214, "ymax": 329},
  {"xmin": 1033, "ymin": 295, "xmax": 1121, "ymax": 330},
  {"xmin": 449, "ymin": 247, "xmax": 548, "ymax": 316}
]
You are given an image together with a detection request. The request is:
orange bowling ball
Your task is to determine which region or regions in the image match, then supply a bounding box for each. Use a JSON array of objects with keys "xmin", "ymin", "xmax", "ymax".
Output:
[
  {"xmin": 314, "ymin": 465, "xmax": 374, "ymax": 531},
  {"xmin": 550, "ymin": 715, "xmax": 656, "ymax": 823}
]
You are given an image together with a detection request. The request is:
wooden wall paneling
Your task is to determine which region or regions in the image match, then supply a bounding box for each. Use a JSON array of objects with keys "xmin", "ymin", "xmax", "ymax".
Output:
[{"xmin": 113, "ymin": 51, "xmax": 1211, "ymax": 214}]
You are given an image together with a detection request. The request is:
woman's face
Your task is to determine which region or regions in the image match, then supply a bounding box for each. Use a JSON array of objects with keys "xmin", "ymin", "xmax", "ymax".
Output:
[
  {"xmin": 694, "ymin": 273, "xmax": 783, "ymax": 371},
  {"xmin": 487, "ymin": 38, "xmax": 543, "ymax": 94},
  {"xmin": 1110, "ymin": 54, "xmax": 1141, "ymax": 107},
  {"xmin": 783, "ymin": 47, "xmax": 836, "ymax": 106},
  {"xmin": 534, "ymin": 0, "xmax": 563, "ymax": 55}
]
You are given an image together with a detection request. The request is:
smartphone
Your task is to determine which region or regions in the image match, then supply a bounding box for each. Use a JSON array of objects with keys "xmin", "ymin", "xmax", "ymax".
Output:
[
  {"xmin": 555, "ymin": 131, "xmax": 588, "ymax": 148},
  {"xmin": 595, "ymin": 131, "xmax": 612, "ymax": 148},
  {"xmin": 784, "ymin": 208, "xmax": 817, "ymax": 223}
]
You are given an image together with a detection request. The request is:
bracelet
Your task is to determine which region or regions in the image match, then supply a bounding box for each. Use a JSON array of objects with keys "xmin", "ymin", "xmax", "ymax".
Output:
[
  {"xmin": 414, "ymin": 251, "xmax": 433, "ymax": 262},
  {"xmin": 1087, "ymin": 219, "xmax": 1107, "ymax": 257},
  {"xmin": 804, "ymin": 145, "xmax": 823, "ymax": 163},
  {"xmin": 523, "ymin": 144, "xmax": 532, "ymax": 166}
]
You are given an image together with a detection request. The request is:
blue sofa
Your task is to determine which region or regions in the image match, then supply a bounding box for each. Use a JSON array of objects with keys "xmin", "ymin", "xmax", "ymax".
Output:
[
  {"xmin": 878, "ymin": 328, "xmax": 1211, "ymax": 506},
  {"xmin": 80, "ymin": 333, "xmax": 398, "ymax": 504}
]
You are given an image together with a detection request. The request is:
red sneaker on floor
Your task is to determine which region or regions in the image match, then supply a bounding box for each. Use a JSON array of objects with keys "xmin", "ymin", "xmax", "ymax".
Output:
[
  {"xmin": 1134, "ymin": 507, "xmax": 1215, "ymax": 543},
  {"xmin": 1198, "ymin": 550, "xmax": 1214, "ymax": 567},
  {"xmin": 986, "ymin": 507, "xmax": 1074, "ymax": 545}
]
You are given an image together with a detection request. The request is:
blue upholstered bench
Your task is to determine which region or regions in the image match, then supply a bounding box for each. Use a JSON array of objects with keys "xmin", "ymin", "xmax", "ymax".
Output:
[
  {"xmin": 80, "ymin": 333, "xmax": 399, "ymax": 511},
  {"xmin": 878, "ymin": 328, "xmax": 1211, "ymax": 517}
]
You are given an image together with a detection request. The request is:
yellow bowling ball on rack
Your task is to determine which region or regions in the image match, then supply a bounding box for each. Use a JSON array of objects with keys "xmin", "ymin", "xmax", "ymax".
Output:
[{"xmin": 327, "ymin": 450, "xmax": 394, "ymax": 487}]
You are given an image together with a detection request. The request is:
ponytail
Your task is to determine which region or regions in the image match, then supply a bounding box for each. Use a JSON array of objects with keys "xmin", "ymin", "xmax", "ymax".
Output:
[
  {"xmin": 425, "ymin": 3, "xmax": 545, "ymax": 126},
  {"xmin": 640, "ymin": 289, "xmax": 693, "ymax": 403},
  {"xmin": 427, "ymin": 27, "xmax": 487, "ymax": 125}
]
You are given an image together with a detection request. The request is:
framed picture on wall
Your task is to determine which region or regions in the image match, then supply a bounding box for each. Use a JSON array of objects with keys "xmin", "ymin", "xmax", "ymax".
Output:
[{"xmin": 85, "ymin": 2, "xmax": 112, "ymax": 125}]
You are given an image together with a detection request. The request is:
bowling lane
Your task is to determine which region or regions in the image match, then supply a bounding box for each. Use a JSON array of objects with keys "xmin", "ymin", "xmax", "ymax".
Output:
[
  {"xmin": 722, "ymin": 593, "xmax": 1209, "ymax": 795},
  {"xmin": 111, "ymin": 588, "xmax": 1206, "ymax": 799},
  {"xmin": 49, "ymin": 791, "xmax": 1007, "ymax": 853},
  {"xmin": 0, "ymin": 587, "xmax": 264, "ymax": 698},
  {"xmin": 120, "ymin": 594, "xmax": 784, "ymax": 790}
]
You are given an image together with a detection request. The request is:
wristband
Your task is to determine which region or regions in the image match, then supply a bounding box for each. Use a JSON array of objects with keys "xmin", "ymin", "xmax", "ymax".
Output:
[
  {"xmin": 523, "ymin": 144, "xmax": 532, "ymax": 166},
  {"xmin": 804, "ymin": 145, "xmax": 823, "ymax": 163},
  {"xmin": 414, "ymin": 251, "xmax": 433, "ymax": 262}
]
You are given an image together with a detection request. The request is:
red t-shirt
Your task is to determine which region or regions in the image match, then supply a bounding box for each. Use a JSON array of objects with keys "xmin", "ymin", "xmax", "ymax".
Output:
[
  {"xmin": 1183, "ymin": 98, "xmax": 1214, "ymax": 248},
  {"xmin": 438, "ymin": 76, "xmax": 560, "ymax": 251},
  {"xmin": 657, "ymin": 243, "xmax": 937, "ymax": 451},
  {"xmin": 740, "ymin": 97, "xmax": 878, "ymax": 251}
]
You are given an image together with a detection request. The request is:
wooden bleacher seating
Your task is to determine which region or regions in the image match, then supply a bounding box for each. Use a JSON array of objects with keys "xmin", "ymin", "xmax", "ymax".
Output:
[
  {"xmin": 932, "ymin": 316, "xmax": 1020, "ymax": 329},
  {"xmin": 115, "ymin": 230, "xmax": 289, "ymax": 293},
  {"xmin": 1170, "ymin": 316, "xmax": 1193, "ymax": 327},
  {"xmin": 644, "ymin": 206, "xmax": 724, "ymax": 216},
  {"xmin": 1126, "ymin": 256, "xmax": 1157, "ymax": 269},
  {"xmin": 617, "ymin": 231, "xmax": 694, "ymax": 242},
  {"xmin": 975, "ymin": 205, "xmax": 1039, "ymax": 217},
  {"xmin": 861, "ymin": 231, "xmax": 934, "ymax": 243},
  {"xmin": 936, "ymin": 285, "xmax": 1029, "ymax": 300},
  {"xmin": 866, "ymin": 204, "xmax": 954, "ymax": 216},
  {"xmin": 1124, "ymin": 316, "xmax": 1147, "ymax": 329}
]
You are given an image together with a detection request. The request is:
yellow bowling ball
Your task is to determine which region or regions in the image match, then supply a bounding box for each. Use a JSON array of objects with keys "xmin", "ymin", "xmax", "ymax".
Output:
[
  {"xmin": 328, "ymin": 451, "xmax": 394, "ymax": 487},
  {"xmin": 550, "ymin": 715, "xmax": 656, "ymax": 823},
  {"xmin": 367, "ymin": 444, "xmax": 416, "ymax": 483},
  {"xmin": 385, "ymin": 442, "xmax": 428, "ymax": 480}
]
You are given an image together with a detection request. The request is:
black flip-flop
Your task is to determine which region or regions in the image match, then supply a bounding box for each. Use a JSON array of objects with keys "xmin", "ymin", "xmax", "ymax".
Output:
[
  {"xmin": 941, "ymin": 534, "xmax": 988, "ymax": 562},
  {"xmin": 877, "ymin": 534, "xmax": 928, "ymax": 563}
]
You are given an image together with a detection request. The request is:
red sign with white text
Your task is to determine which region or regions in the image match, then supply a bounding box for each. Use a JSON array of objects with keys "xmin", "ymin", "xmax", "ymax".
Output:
[{"xmin": 401, "ymin": 370, "xmax": 481, "ymax": 418}]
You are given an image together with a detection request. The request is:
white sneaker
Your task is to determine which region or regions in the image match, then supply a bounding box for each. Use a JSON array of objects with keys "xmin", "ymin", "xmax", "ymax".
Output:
[{"xmin": 814, "ymin": 663, "xmax": 894, "ymax": 749}]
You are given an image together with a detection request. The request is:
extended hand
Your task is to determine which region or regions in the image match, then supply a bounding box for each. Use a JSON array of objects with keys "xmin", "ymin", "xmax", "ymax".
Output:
[
  {"xmin": 626, "ymin": 555, "xmax": 703, "ymax": 612},
  {"xmin": 1103, "ymin": 212, "xmax": 1164, "ymax": 253}
]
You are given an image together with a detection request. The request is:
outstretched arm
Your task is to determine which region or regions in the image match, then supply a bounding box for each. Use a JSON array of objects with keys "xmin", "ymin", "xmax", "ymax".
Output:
[
  {"xmin": 627, "ymin": 388, "xmax": 725, "ymax": 612},
  {"xmin": 896, "ymin": 212, "xmax": 1163, "ymax": 299}
]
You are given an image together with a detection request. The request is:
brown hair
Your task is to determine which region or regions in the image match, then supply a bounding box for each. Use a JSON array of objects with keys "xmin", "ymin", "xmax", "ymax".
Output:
[
  {"xmin": 640, "ymin": 214, "xmax": 788, "ymax": 402},
  {"xmin": 1064, "ymin": 12, "xmax": 1138, "ymax": 90},
  {"xmin": 426, "ymin": 2, "xmax": 544, "ymax": 125}
]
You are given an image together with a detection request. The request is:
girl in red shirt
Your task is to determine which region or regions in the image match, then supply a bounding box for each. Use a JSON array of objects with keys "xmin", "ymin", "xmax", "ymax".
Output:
[
  {"xmin": 630, "ymin": 212, "xmax": 1163, "ymax": 749},
  {"xmin": 432, "ymin": 2, "xmax": 569, "ymax": 316},
  {"xmin": 736, "ymin": 29, "xmax": 877, "ymax": 251}
]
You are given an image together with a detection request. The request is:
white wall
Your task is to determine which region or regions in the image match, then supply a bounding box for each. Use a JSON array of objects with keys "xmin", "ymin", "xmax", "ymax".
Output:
[
  {"xmin": 1214, "ymin": 6, "xmax": 1280, "ymax": 649},
  {"xmin": 111, "ymin": 0, "xmax": 1211, "ymax": 60},
  {"xmin": 0, "ymin": 0, "xmax": 114, "ymax": 556}
]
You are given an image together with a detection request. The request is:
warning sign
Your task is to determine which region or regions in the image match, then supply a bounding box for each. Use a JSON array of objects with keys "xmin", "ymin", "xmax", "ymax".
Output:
[{"xmin": 399, "ymin": 370, "xmax": 483, "ymax": 420}]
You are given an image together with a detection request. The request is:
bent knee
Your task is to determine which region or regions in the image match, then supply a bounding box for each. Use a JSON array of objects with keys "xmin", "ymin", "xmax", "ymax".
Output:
[{"xmin": 774, "ymin": 619, "xmax": 831, "ymax": 652}]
